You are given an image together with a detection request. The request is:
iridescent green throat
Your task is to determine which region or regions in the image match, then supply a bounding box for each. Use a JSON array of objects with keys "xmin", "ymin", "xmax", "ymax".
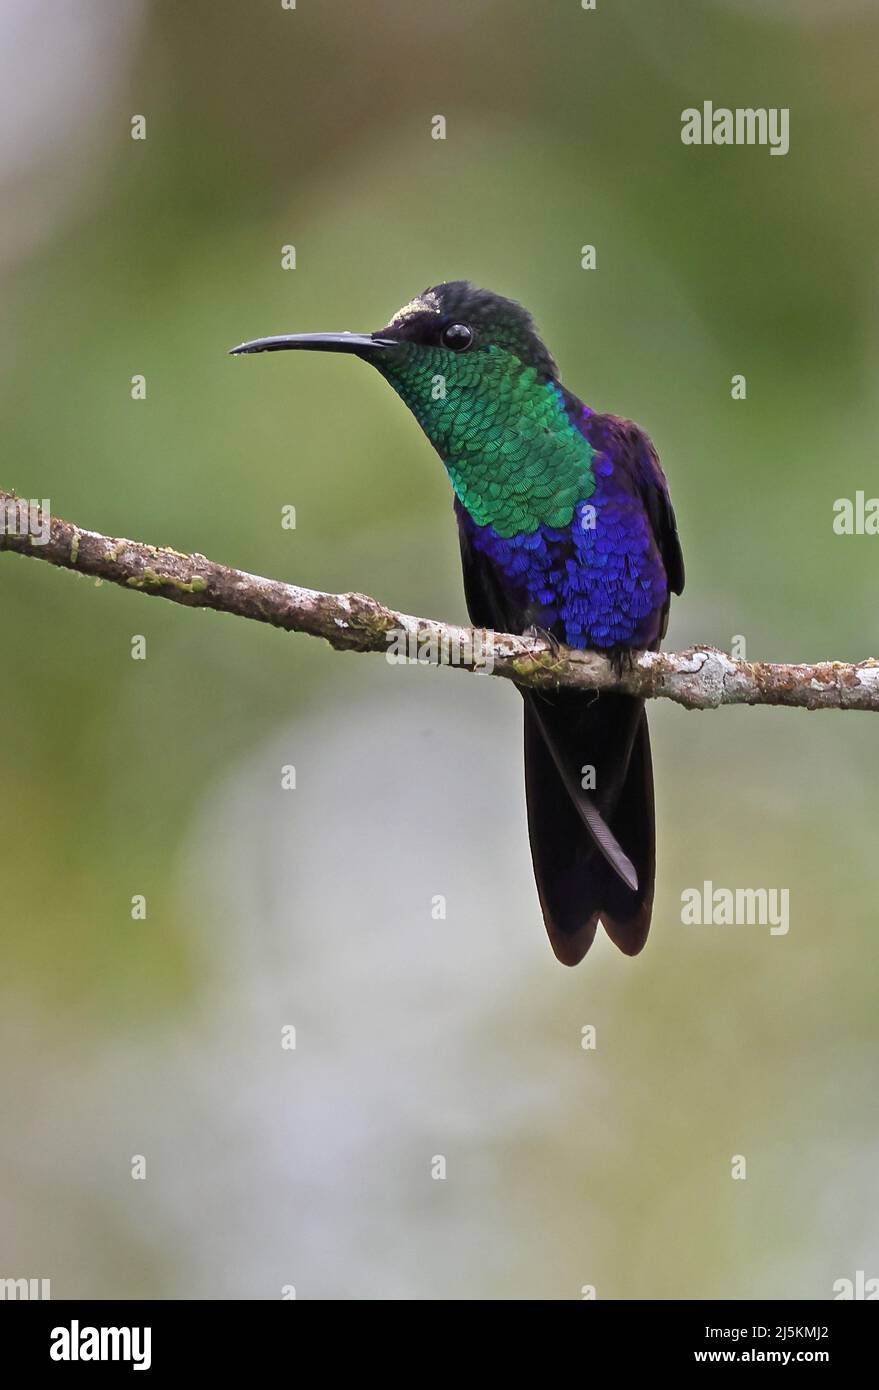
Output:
[{"xmin": 376, "ymin": 345, "xmax": 595, "ymax": 537}]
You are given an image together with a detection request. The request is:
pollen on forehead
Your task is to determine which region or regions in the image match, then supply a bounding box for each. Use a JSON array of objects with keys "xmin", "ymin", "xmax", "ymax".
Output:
[{"xmin": 389, "ymin": 290, "xmax": 441, "ymax": 326}]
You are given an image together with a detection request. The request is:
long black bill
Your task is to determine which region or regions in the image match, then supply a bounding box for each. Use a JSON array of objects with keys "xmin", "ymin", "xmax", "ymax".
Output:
[{"xmin": 229, "ymin": 332, "xmax": 396, "ymax": 357}]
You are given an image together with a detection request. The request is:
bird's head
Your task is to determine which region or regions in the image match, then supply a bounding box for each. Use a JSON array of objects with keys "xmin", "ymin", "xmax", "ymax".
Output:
[
  {"xmin": 367, "ymin": 281, "xmax": 558, "ymax": 382},
  {"xmin": 231, "ymin": 281, "xmax": 559, "ymax": 439},
  {"xmin": 231, "ymin": 283, "xmax": 590, "ymax": 536}
]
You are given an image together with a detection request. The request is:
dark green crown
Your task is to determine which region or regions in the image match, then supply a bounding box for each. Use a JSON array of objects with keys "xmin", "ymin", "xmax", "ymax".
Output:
[{"xmin": 380, "ymin": 281, "xmax": 559, "ymax": 382}]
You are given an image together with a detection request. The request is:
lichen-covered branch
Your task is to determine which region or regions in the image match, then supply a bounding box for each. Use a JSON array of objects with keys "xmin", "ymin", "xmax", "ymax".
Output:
[{"xmin": 2, "ymin": 489, "xmax": 877, "ymax": 711}]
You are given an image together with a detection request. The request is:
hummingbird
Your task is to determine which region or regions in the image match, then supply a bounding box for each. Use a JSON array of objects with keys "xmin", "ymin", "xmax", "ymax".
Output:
[{"xmin": 231, "ymin": 283, "xmax": 684, "ymax": 965}]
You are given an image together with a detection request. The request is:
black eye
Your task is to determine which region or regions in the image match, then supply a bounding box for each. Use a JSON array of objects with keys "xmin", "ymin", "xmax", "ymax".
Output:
[{"xmin": 441, "ymin": 322, "xmax": 473, "ymax": 352}]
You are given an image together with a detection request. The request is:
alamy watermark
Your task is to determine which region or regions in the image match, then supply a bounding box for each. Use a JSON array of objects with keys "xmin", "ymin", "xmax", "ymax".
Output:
[
  {"xmin": 385, "ymin": 625, "xmax": 495, "ymax": 674},
  {"xmin": 50, "ymin": 1320, "xmax": 151, "ymax": 1370},
  {"xmin": 681, "ymin": 881, "xmax": 790, "ymax": 936},
  {"xmin": 0, "ymin": 1275, "xmax": 51, "ymax": 1299},
  {"xmin": 0, "ymin": 497, "xmax": 51, "ymax": 545},
  {"xmin": 833, "ymin": 1270, "xmax": 878, "ymax": 1299},
  {"xmin": 832, "ymin": 492, "xmax": 879, "ymax": 535},
  {"xmin": 681, "ymin": 102, "xmax": 789, "ymax": 157}
]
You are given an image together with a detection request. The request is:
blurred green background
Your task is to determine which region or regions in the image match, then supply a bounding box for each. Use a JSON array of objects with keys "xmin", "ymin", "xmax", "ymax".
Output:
[{"xmin": 2, "ymin": 0, "xmax": 877, "ymax": 1300}]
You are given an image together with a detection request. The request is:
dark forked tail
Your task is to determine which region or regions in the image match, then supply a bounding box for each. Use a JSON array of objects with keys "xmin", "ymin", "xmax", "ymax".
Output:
[{"xmin": 523, "ymin": 688, "xmax": 656, "ymax": 965}]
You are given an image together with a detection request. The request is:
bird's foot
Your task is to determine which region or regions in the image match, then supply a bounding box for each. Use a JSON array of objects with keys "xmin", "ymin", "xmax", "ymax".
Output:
[
  {"xmin": 523, "ymin": 623, "xmax": 562, "ymax": 657},
  {"xmin": 606, "ymin": 645, "xmax": 635, "ymax": 678}
]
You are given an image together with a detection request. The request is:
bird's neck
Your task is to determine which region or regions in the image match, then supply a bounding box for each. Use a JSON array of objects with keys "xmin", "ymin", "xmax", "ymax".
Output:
[{"xmin": 378, "ymin": 348, "xmax": 596, "ymax": 538}]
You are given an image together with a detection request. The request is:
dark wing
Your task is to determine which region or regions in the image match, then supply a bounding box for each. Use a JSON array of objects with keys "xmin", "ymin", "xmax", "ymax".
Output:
[
  {"xmin": 588, "ymin": 412, "xmax": 685, "ymax": 602},
  {"xmin": 633, "ymin": 426, "xmax": 684, "ymax": 598},
  {"xmin": 454, "ymin": 498, "xmax": 518, "ymax": 633}
]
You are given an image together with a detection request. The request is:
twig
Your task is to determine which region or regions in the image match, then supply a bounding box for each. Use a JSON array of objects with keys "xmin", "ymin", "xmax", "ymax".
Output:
[{"xmin": 2, "ymin": 490, "xmax": 877, "ymax": 711}]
